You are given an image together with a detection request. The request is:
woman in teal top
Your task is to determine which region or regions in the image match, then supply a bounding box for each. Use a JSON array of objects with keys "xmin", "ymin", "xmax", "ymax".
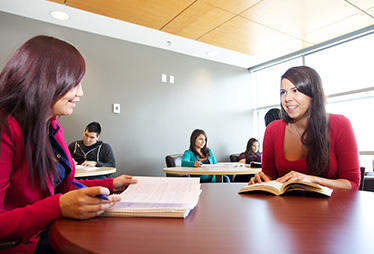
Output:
[{"xmin": 182, "ymin": 129, "xmax": 218, "ymax": 183}]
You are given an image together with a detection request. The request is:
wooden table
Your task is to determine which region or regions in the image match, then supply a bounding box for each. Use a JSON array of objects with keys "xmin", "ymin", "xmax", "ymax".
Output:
[
  {"xmin": 49, "ymin": 184, "xmax": 374, "ymax": 254},
  {"xmin": 74, "ymin": 167, "xmax": 116, "ymax": 178}
]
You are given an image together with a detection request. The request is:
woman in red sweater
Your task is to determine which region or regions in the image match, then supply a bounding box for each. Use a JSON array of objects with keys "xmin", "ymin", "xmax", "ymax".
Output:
[
  {"xmin": 249, "ymin": 66, "xmax": 360, "ymax": 190},
  {"xmin": 0, "ymin": 36, "xmax": 137, "ymax": 253}
]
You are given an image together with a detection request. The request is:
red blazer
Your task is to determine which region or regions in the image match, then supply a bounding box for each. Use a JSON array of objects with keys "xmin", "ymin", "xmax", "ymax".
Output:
[{"xmin": 0, "ymin": 116, "xmax": 113, "ymax": 253}]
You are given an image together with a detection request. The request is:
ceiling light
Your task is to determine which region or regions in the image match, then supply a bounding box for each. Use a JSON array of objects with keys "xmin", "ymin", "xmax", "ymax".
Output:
[
  {"xmin": 206, "ymin": 50, "xmax": 220, "ymax": 57},
  {"xmin": 50, "ymin": 10, "xmax": 70, "ymax": 21}
]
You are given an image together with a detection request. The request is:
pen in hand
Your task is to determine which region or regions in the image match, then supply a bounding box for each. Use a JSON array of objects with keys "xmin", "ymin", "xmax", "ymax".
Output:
[{"xmin": 71, "ymin": 181, "xmax": 109, "ymax": 200}]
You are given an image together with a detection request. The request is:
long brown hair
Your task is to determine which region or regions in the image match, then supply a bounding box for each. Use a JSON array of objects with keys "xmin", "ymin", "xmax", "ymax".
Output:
[
  {"xmin": 0, "ymin": 35, "xmax": 86, "ymax": 189},
  {"xmin": 281, "ymin": 66, "xmax": 329, "ymax": 177},
  {"xmin": 245, "ymin": 138, "xmax": 259, "ymax": 156}
]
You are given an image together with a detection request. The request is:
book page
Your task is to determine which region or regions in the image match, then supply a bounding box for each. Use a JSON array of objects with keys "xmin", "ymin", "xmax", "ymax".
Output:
[
  {"xmin": 116, "ymin": 177, "xmax": 201, "ymax": 207},
  {"xmin": 282, "ymin": 181, "xmax": 333, "ymax": 196},
  {"xmin": 238, "ymin": 180, "xmax": 283, "ymax": 195}
]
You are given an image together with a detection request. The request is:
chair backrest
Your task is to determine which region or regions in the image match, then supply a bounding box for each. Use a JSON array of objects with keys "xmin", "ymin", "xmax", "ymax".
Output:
[
  {"xmin": 165, "ymin": 154, "xmax": 183, "ymax": 167},
  {"xmin": 359, "ymin": 167, "xmax": 365, "ymax": 190},
  {"xmin": 229, "ymin": 153, "xmax": 240, "ymax": 162},
  {"xmin": 165, "ymin": 154, "xmax": 189, "ymax": 177}
]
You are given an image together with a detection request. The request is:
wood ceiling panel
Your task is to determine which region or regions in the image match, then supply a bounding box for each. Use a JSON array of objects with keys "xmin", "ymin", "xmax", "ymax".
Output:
[
  {"xmin": 202, "ymin": 0, "xmax": 262, "ymax": 14},
  {"xmin": 46, "ymin": 0, "xmax": 374, "ymax": 63},
  {"xmin": 48, "ymin": 0, "xmax": 65, "ymax": 3},
  {"xmin": 198, "ymin": 16, "xmax": 294, "ymax": 55},
  {"xmin": 162, "ymin": 1, "xmax": 234, "ymax": 40},
  {"xmin": 64, "ymin": 0, "xmax": 193, "ymax": 29},
  {"xmin": 240, "ymin": 0, "xmax": 364, "ymax": 38},
  {"xmin": 301, "ymin": 11, "xmax": 374, "ymax": 44}
]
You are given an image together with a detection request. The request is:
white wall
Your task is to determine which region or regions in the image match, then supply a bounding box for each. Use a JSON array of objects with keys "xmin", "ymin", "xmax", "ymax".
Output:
[{"xmin": 0, "ymin": 11, "xmax": 255, "ymax": 177}]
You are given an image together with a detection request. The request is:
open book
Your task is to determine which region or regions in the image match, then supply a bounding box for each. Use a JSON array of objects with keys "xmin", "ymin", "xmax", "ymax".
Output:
[
  {"xmin": 238, "ymin": 180, "xmax": 333, "ymax": 197},
  {"xmin": 102, "ymin": 177, "xmax": 201, "ymax": 218}
]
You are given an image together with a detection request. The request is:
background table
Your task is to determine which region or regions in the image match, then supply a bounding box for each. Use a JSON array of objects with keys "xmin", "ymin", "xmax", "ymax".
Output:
[
  {"xmin": 50, "ymin": 184, "xmax": 374, "ymax": 254},
  {"xmin": 74, "ymin": 167, "xmax": 116, "ymax": 178},
  {"xmin": 163, "ymin": 165, "xmax": 260, "ymax": 175}
]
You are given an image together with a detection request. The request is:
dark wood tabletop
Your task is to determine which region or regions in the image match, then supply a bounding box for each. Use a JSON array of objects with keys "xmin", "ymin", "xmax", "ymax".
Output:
[{"xmin": 50, "ymin": 183, "xmax": 374, "ymax": 254}]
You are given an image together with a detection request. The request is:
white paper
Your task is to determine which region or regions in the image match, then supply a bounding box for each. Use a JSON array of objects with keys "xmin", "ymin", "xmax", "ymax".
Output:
[{"xmin": 111, "ymin": 177, "xmax": 201, "ymax": 210}]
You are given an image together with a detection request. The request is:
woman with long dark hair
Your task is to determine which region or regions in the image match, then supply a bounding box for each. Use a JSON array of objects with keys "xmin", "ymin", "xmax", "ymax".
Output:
[
  {"xmin": 182, "ymin": 129, "xmax": 221, "ymax": 182},
  {"xmin": 249, "ymin": 66, "xmax": 360, "ymax": 190},
  {"xmin": 238, "ymin": 138, "xmax": 261, "ymax": 164},
  {"xmin": 0, "ymin": 35, "xmax": 136, "ymax": 253}
]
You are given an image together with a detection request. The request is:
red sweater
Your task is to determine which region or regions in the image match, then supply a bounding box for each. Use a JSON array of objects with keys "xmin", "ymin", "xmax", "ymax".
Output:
[
  {"xmin": 262, "ymin": 114, "xmax": 360, "ymax": 190},
  {"xmin": 0, "ymin": 116, "xmax": 113, "ymax": 253}
]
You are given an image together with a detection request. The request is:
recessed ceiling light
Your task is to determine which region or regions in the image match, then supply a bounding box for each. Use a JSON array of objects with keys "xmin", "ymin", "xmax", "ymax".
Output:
[
  {"xmin": 50, "ymin": 10, "xmax": 70, "ymax": 21},
  {"xmin": 206, "ymin": 50, "xmax": 220, "ymax": 57}
]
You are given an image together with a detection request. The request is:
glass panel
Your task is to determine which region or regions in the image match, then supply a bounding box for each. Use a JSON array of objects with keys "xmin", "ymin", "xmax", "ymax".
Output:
[
  {"xmin": 253, "ymin": 58, "xmax": 303, "ymax": 108},
  {"xmin": 305, "ymin": 33, "xmax": 374, "ymax": 96},
  {"xmin": 326, "ymin": 95, "xmax": 374, "ymax": 152}
]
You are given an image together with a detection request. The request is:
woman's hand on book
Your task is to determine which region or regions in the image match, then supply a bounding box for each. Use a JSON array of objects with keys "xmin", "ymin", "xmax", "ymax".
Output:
[
  {"xmin": 276, "ymin": 171, "xmax": 308, "ymax": 183},
  {"xmin": 113, "ymin": 175, "xmax": 138, "ymax": 192},
  {"xmin": 248, "ymin": 171, "xmax": 271, "ymax": 185}
]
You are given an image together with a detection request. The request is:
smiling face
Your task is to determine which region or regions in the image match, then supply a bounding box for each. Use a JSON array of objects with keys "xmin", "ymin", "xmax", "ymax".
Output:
[
  {"xmin": 280, "ymin": 78, "xmax": 311, "ymax": 122},
  {"xmin": 51, "ymin": 82, "xmax": 83, "ymax": 117},
  {"xmin": 194, "ymin": 134, "xmax": 206, "ymax": 150}
]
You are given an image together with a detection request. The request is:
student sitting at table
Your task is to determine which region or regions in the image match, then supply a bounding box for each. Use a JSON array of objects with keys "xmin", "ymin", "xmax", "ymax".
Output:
[
  {"xmin": 0, "ymin": 35, "xmax": 137, "ymax": 253},
  {"xmin": 69, "ymin": 121, "xmax": 115, "ymax": 169},
  {"xmin": 233, "ymin": 138, "xmax": 262, "ymax": 182},
  {"xmin": 249, "ymin": 66, "xmax": 360, "ymax": 190},
  {"xmin": 238, "ymin": 138, "xmax": 262, "ymax": 164},
  {"xmin": 69, "ymin": 121, "xmax": 115, "ymax": 179},
  {"xmin": 182, "ymin": 129, "xmax": 229, "ymax": 183}
]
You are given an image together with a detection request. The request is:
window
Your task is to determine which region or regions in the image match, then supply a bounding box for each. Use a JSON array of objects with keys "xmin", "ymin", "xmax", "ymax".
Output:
[{"xmin": 251, "ymin": 31, "xmax": 374, "ymax": 170}]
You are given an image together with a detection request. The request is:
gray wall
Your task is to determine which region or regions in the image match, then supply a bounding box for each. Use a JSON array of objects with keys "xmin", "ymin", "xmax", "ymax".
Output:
[{"xmin": 0, "ymin": 11, "xmax": 255, "ymax": 177}]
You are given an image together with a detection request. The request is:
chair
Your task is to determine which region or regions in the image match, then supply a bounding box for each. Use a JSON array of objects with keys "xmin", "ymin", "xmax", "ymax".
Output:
[
  {"xmin": 165, "ymin": 154, "xmax": 190, "ymax": 177},
  {"xmin": 229, "ymin": 153, "xmax": 240, "ymax": 163},
  {"xmin": 359, "ymin": 167, "xmax": 365, "ymax": 190},
  {"xmin": 227, "ymin": 153, "xmax": 240, "ymax": 182},
  {"xmin": 363, "ymin": 170, "xmax": 374, "ymax": 192},
  {"xmin": 0, "ymin": 238, "xmax": 21, "ymax": 250}
]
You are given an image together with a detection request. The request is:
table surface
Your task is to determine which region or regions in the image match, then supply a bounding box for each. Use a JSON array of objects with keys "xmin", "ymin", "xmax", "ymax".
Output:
[
  {"xmin": 163, "ymin": 165, "xmax": 261, "ymax": 175},
  {"xmin": 74, "ymin": 167, "xmax": 116, "ymax": 178},
  {"xmin": 50, "ymin": 184, "xmax": 374, "ymax": 254}
]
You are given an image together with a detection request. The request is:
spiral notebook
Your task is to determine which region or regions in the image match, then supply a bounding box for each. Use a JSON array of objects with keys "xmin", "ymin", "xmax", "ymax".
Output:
[{"xmin": 102, "ymin": 176, "xmax": 201, "ymax": 218}]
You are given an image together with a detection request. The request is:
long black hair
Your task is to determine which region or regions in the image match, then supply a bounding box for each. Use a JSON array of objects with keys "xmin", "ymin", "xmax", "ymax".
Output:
[{"xmin": 281, "ymin": 66, "xmax": 329, "ymax": 177}]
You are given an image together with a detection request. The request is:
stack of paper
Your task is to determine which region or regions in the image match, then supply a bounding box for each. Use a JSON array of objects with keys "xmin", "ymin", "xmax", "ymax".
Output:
[
  {"xmin": 102, "ymin": 177, "xmax": 201, "ymax": 218},
  {"xmin": 201, "ymin": 162, "xmax": 245, "ymax": 168},
  {"xmin": 75, "ymin": 165, "xmax": 98, "ymax": 171}
]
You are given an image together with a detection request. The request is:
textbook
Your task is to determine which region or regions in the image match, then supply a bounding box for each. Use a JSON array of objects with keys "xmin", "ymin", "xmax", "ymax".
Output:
[
  {"xmin": 238, "ymin": 180, "xmax": 333, "ymax": 197},
  {"xmin": 102, "ymin": 177, "xmax": 201, "ymax": 218},
  {"xmin": 249, "ymin": 161, "xmax": 262, "ymax": 168}
]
